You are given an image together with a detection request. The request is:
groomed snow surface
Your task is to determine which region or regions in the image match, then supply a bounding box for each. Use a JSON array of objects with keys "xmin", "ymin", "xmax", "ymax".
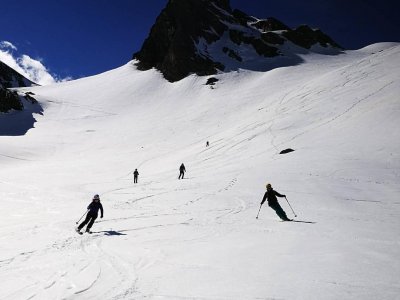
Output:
[{"xmin": 1, "ymin": 42, "xmax": 399, "ymax": 299}]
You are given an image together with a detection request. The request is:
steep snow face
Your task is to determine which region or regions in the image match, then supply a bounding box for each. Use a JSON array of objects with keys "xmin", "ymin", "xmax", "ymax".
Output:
[{"xmin": 0, "ymin": 43, "xmax": 399, "ymax": 299}]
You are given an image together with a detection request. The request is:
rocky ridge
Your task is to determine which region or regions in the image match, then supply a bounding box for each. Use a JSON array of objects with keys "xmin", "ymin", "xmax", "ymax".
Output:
[
  {"xmin": 0, "ymin": 61, "xmax": 35, "ymax": 113},
  {"xmin": 133, "ymin": 0, "xmax": 342, "ymax": 82}
]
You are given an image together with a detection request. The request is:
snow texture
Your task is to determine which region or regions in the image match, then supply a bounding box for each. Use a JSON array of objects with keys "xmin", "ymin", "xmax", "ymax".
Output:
[{"xmin": 0, "ymin": 42, "xmax": 399, "ymax": 299}]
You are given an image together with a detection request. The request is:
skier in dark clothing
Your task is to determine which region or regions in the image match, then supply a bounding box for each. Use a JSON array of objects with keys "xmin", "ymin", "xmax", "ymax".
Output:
[
  {"xmin": 133, "ymin": 169, "xmax": 139, "ymax": 184},
  {"xmin": 261, "ymin": 183, "xmax": 291, "ymax": 221},
  {"xmin": 76, "ymin": 194, "xmax": 104, "ymax": 234},
  {"xmin": 178, "ymin": 163, "xmax": 186, "ymax": 179}
]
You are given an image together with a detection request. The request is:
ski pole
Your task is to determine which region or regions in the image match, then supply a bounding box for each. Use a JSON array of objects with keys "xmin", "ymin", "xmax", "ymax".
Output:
[
  {"xmin": 76, "ymin": 210, "xmax": 89, "ymax": 224},
  {"xmin": 256, "ymin": 204, "xmax": 262, "ymax": 219},
  {"xmin": 285, "ymin": 196, "xmax": 297, "ymax": 217}
]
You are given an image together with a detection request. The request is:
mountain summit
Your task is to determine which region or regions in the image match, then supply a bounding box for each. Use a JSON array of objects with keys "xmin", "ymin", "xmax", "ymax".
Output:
[{"xmin": 133, "ymin": 0, "xmax": 341, "ymax": 82}]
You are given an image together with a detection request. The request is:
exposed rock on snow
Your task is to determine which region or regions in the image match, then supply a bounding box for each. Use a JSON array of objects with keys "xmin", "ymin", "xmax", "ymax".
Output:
[
  {"xmin": 205, "ymin": 77, "xmax": 219, "ymax": 85},
  {"xmin": 280, "ymin": 148, "xmax": 295, "ymax": 154}
]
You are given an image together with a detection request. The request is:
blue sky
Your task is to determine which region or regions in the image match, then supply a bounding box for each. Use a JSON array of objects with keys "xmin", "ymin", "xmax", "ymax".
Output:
[{"xmin": 1, "ymin": 0, "xmax": 399, "ymax": 82}]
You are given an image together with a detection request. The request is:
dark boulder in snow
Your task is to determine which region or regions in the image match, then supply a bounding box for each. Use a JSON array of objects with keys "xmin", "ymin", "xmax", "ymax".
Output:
[
  {"xmin": 280, "ymin": 148, "xmax": 295, "ymax": 154},
  {"xmin": 206, "ymin": 77, "xmax": 219, "ymax": 85}
]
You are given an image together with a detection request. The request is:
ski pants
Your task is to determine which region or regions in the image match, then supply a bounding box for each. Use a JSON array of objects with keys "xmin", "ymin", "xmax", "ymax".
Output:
[
  {"xmin": 78, "ymin": 213, "xmax": 98, "ymax": 230},
  {"xmin": 134, "ymin": 176, "xmax": 138, "ymax": 183},
  {"xmin": 269, "ymin": 202, "xmax": 289, "ymax": 220},
  {"xmin": 179, "ymin": 171, "xmax": 185, "ymax": 179}
]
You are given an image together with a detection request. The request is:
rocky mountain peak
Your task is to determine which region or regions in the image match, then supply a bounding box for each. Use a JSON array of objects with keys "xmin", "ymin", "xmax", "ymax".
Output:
[{"xmin": 133, "ymin": 0, "xmax": 342, "ymax": 82}]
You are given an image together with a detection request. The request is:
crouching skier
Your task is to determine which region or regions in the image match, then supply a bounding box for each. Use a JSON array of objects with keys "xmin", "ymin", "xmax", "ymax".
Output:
[
  {"xmin": 261, "ymin": 183, "xmax": 291, "ymax": 221},
  {"xmin": 76, "ymin": 194, "xmax": 104, "ymax": 234}
]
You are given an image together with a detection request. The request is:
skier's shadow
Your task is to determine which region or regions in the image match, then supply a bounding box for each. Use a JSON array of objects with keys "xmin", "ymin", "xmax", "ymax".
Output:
[{"xmin": 96, "ymin": 230, "xmax": 127, "ymax": 236}]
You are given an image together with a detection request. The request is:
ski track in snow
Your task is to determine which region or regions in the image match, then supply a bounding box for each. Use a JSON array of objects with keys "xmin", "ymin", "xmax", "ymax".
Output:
[{"xmin": 0, "ymin": 43, "xmax": 399, "ymax": 299}]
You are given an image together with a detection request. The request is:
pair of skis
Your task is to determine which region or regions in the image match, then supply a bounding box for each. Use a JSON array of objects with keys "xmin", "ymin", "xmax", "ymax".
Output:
[
  {"xmin": 75, "ymin": 210, "xmax": 93, "ymax": 234},
  {"xmin": 75, "ymin": 228, "xmax": 93, "ymax": 235},
  {"xmin": 256, "ymin": 196, "xmax": 297, "ymax": 219}
]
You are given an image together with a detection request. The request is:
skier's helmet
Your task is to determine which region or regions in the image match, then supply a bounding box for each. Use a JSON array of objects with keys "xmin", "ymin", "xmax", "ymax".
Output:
[
  {"xmin": 93, "ymin": 194, "xmax": 100, "ymax": 200},
  {"xmin": 266, "ymin": 183, "xmax": 272, "ymax": 189}
]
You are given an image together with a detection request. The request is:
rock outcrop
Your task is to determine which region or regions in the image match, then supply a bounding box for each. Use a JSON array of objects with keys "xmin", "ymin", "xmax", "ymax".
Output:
[
  {"xmin": 133, "ymin": 0, "xmax": 342, "ymax": 82},
  {"xmin": 0, "ymin": 61, "xmax": 35, "ymax": 113}
]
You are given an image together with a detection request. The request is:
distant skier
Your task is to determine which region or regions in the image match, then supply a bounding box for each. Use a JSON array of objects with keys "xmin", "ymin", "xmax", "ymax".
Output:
[
  {"xmin": 133, "ymin": 168, "xmax": 139, "ymax": 184},
  {"xmin": 76, "ymin": 194, "xmax": 104, "ymax": 234},
  {"xmin": 206, "ymin": 141, "xmax": 209, "ymax": 147},
  {"xmin": 260, "ymin": 183, "xmax": 291, "ymax": 221},
  {"xmin": 178, "ymin": 163, "xmax": 186, "ymax": 179}
]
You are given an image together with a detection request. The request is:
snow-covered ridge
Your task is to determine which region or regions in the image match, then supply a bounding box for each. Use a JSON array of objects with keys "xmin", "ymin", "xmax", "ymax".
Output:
[{"xmin": 0, "ymin": 43, "xmax": 399, "ymax": 299}]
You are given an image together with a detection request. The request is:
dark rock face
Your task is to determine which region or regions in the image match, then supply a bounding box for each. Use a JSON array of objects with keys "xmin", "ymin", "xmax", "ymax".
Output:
[
  {"xmin": 0, "ymin": 88, "xmax": 23, "ymax": 113},
  {"xmin": 0, "ymin": 61, "xmax": 35, "ymax": 113},
  {"xmin": 133, "ymin": 0, "xmax": 342, "ymax": 82},
  {"xmin": 228, "ymin": 29, "xmax": 279, "ymax": 57},
  {"xmin": 283, "ymin": 25, "xmax": 342, "ymax": 49},
  {"xmin": 261, "ymin": 32, "xmax": 285, "ymax": 45},
  {"xmin": 252, "ymin": 17, "xmax": 290, "ymax": 32},
  {"xmin": 222, "ymin": 47, "xmax": 242, "ymax": 61},
  {"xmin": 0, "ymin": 61, "xmax": 34, "ymax": 89},
  {"xmin": 232, "ymin": 9, "xmax": 257, "ymax": 26},
  {"xmin": 134, "ymin": 0, "xmax": 232, "ymax": 81}
]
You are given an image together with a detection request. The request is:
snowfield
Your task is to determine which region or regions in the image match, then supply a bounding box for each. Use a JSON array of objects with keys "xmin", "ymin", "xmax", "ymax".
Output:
[{"xmin": 1, "ymin": 42, "xmax": 399, "ymax": 299}]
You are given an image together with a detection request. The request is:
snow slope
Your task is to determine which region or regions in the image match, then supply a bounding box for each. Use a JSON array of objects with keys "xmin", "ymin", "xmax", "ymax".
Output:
[{"xmin": 0, "ymin": 42, "xmax": 399, "ymax": 299}]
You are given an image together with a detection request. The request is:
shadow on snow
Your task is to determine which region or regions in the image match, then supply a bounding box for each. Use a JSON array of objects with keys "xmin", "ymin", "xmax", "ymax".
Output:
[
  {"xmin": 0, "ymin": 100, "xmax": 43, "ymax": 136},
  {"xmin": 94, "ymin": 230, "xmax": 128, "ymax": 236}
]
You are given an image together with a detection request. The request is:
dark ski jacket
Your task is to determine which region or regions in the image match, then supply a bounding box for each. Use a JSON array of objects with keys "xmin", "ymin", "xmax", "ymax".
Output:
[
  {"xmin": 87, "ymin": 201, "xmax": 104, "ymax": 217},
  {"xmin": 179, "ymin": 164, "xmax": 186, "ymax": 172},
  {"xmin": 261, "ymin": 189, "xmax": 285, "ymax": 206},
  {"xmin": 133, "ymin": 170, "xmax": 139, "ymax": 177}
]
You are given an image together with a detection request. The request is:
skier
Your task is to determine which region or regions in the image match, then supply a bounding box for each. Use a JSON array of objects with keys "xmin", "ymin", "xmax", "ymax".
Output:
[
  {"xmin": 206, "ymin": 141, "xmax": 209, "ymax": 147},
  {"xmin": 178, "ymin": 163, "xmax": 186, "ymax": 179},
  {"xmin": 260, "ymin": 183, "xmax": 291, "ymax": 221},
  {"xmin": 76, "ymin": 194, "xmax": 104, "ymax": 234},
  {"xmin": 133, "ymin": 168, "xmax": 139, "ymax": 184}
]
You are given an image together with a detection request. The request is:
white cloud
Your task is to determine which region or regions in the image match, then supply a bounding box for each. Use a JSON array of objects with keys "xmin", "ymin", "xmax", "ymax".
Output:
[
  {"xmin": 0, "ymin": 40, "xmax": 71, "ymax": 85},
  {"xmin": 17, "ymin": 55, "xmax": 57, "ymax": 85},
  {"xmin": 0, "ymin": 41, "xmax": 18, "ymax": 51}
]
